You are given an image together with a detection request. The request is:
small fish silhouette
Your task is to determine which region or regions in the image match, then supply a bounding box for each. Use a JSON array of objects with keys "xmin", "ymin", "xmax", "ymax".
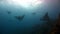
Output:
[
  {"xmin": 15, "ymin": 15, "xmax": 25, "ymax": 21},
  {"xmin": 32, "ymin": 12, "xmax": 36, "ymax": 15},
  {"xmin": 7, "ymin": 11, "xmax": 11, "ymax": 14}
]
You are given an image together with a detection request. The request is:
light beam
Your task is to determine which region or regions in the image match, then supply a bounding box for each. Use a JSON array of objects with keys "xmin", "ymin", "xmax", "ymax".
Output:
[{"xmin": 0, "ymin": 0, "xmax": 43, "ymax": 8}]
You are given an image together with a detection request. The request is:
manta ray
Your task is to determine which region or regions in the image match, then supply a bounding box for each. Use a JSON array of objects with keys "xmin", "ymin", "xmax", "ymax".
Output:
[{"xmin": 15, "ymin": 15, "xmax": 25, "ymax": 21}]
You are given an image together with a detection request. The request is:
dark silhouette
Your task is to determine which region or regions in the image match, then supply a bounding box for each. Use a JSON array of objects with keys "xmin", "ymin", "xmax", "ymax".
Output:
[
  {"xmin": 31, "ymin": 12, "xmax": 51, "ymax": 34},
  {"xmin": 7, "ymin": 11, "xmax": 11, "ymax": 14},
  {"xmin": 55, "ymin": 13, "xmax": 60, "ymax": 34},
  {"xmin": 50, "ymin": 13, "xmax": 60, "ymax": 34},
  {"xmin": 40, "ymin": 12, "xmax": 49, "ymax": 21},
  {"xmin": 15, "ymin": 15, "xmax": 25, "ymax": 21},
  {"xmin": 41, "ymin": 12, "xmax": 50, "ymax": 34},
  {"xmin": 32, "ymin": 12, "xmax": 36, "ymax": 15},
  {"xmin": 40, "ymin": 12, "xmax": 54, "ymax": 34}
]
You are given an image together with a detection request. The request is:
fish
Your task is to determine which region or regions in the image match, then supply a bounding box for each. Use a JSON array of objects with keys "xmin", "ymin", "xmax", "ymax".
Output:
[
  {"xmin": 32, "ymin": 12, "xmax": 36, "ymax": 15},
  {"xmin": 7, "ymin": 11, "xmax": 11, "ymax": 14},
  {"xmin": 15, "ymin": 15, "xmax": 25, "ymax": 21}
]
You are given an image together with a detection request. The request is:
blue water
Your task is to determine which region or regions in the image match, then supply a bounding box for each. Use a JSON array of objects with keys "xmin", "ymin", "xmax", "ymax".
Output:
[{"xmin": 0, "ymin": 0, "xmax": 59, "ymax": 34}]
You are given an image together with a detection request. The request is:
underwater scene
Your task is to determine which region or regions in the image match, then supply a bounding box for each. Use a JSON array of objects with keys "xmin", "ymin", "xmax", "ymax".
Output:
[{"xmin": 0, "ymin": 0, "xmax": 60, "ymax": 34}]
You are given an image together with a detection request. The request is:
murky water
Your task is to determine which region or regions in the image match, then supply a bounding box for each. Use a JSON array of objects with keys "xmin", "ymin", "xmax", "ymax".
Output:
[{"xmin": 0, "ymin": 0, "xmax": 59, "ymax": 34}]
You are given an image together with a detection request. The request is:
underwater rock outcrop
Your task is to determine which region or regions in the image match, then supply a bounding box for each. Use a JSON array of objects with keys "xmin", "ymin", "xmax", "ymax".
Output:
[
  {"xmin": 15, "ymin": 15, "xmax": 25, "ymax": 21},
  {"xmin": 50, "ymin": 13, "xmax": 60, "ymax": 34}
]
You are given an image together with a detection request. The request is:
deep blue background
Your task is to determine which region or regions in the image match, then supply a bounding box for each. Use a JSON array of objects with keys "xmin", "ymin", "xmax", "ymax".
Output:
[{"xmin": 0, "ymin": 0, "xmax": 59, "ymax": 34}]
